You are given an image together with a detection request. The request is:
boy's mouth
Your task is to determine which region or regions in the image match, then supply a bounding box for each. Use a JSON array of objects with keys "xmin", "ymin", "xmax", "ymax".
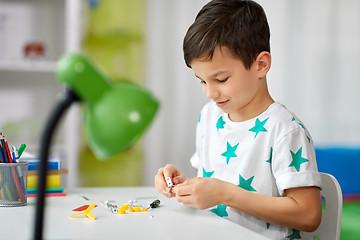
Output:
[{"xmin": 216, "ymin": 100, "xmax": 229, "ymax": 107}]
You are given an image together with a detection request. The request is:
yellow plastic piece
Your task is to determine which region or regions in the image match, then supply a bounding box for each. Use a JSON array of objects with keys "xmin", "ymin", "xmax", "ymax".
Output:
[
  {"xmin": 70, "ymin": 203, "xmax": 97, "ymax": 220},
  {"xmin": 128, "ymin": 208, "xmax": 134, "ymax": 212},
  {"xmin": 133, "ymin": 207, "xmax": 141, "ymax": 212},
  {"xmin": 118, "ymin": 209, "xmax": 127, "ymax": 214},
  {"xmin": 120, "ymin": 205, "xmax": 128, "ymax": 210},
  {"xmin": 142, "ymin": 208, "xmax": 148, "ymax": 212}
]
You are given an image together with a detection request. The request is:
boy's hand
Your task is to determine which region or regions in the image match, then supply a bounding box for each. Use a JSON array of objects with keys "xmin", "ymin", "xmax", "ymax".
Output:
[
  {"xmin": 154, "ymin": 164, "xmax": 186, "ymax": 198},
  {"xmin": 172, "ymin": 177, "xmax": 227, "ymax": 210}
]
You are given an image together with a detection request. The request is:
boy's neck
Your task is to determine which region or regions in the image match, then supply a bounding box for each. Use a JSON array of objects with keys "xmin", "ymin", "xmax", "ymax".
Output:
[{"xmin": 228, "ymin": 82, "xmax": 274, "ymax": 122}]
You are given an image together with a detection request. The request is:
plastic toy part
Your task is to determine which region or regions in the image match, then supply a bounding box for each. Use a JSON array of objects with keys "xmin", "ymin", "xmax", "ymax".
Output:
[
  {"xmin": 133, "ymin": 207, "xmax": 141, "ymax": 212},
  {"xmin": 72, "ymin": 205, "xmax": 97, "ymax": 211},
  {"xmin": 70, "ymin": 203, "xmax": 97, "ymax": 220},
  {"xmin": 118, "ymin": 209, "xmax": 126, "ymax": 214},
  {"xmin": 120, "ymin": 204, "xmax": 129, "ymax": 210},
  {"xmin": 116, "ymin": 200, "xmax": 161, "ymax": 214},
  {"xmin": 165, "ymin": 177, "xmax": 174, "ymax": 188},
  {"xmin": 163, "ymin": 177, "xmax": 175, "ymax": 194}
]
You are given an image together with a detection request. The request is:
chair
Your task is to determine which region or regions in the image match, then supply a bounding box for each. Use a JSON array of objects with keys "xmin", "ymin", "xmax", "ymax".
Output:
[{"xmin": 302, "ymin": 172, "xmax": 343, "ymax": 240}]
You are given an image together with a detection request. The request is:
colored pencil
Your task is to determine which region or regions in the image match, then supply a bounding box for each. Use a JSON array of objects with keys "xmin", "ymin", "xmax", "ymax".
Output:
[
  {"xmin": 10, "ymin": 167, "xmax": 24, "ymax": 202},
  {"xmin": 0, "ymin": 135, "xmax": 8, "ymax": 163},
  {"xmin": 4, "ymin": 138, "xmax": 13, "ymax": 163},
  {"xmin": 0, "ymin": 177, "xmax": 4, "ymax": 199},
  {"xmin": 0, "ymin": 141, "xmax": 5, "ymax": 163},
  {"xmin": 4, "ymin": 183, "xmax": 13, "ymax": 201}
]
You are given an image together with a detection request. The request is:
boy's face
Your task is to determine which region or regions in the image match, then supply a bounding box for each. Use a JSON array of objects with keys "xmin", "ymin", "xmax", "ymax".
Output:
[{"xmin": 191, "ymin": 46, "xmax": 270, "ymax": 122}]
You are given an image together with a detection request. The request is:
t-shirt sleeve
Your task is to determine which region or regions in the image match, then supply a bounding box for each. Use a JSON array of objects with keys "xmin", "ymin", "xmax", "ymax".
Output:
[
  {"xmin": 190, "ymin": 152, "xmax": 199, "ymax": 170},
  {"xmin": 272, "ymin": 127, "xmax": 322, "ymax": 196}
]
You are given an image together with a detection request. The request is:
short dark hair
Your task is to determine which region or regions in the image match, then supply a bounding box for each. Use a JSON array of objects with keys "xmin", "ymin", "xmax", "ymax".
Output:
[{"xmin": 183, "ymin": 0, "xmax": 270, "ymax": 69}]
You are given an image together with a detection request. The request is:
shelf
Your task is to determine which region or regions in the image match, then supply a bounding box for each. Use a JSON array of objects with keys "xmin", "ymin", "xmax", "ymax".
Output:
[
  {"xmin": 0, "ymin": 60, "xmax": 57, "ymax": 73},
  {"xmin": 0, "ymin": 0, "xmax": 66, "ymax": 71}
]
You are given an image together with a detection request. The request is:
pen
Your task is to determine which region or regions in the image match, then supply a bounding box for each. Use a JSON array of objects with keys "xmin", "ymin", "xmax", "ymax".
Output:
[
  {"xmin": 18, "ymin": 144, "xmax": 26, "ymax": 158},
  {"xmin": 11, "ymin": 146, "xmax": 19, "ymax": 163},
  {"xmin": 12, "ymin": 146, "xmax": 26, "ymax": 195}
]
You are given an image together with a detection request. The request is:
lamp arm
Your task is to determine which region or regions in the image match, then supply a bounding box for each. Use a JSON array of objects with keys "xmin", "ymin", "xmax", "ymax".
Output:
[{"xmin": 34, "ymin": 88, "xmax": 80, "ymax": 240}]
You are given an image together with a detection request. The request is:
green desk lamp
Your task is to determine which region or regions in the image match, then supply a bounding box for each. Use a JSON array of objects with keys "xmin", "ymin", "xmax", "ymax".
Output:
[{"xmin": 33, "ymin": 53, "xmax": 159, "ymax": 239}]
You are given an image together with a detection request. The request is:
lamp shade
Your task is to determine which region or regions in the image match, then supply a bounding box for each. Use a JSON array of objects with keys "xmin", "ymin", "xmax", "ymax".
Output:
[{"xmin": 56, "ymin": 53, "xmax": 159, "ymax": 158}]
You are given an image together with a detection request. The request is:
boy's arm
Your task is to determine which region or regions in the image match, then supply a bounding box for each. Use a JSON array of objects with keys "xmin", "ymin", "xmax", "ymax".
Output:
[
  {"xmin": 224, "ymin": 182, "xmax": 322, "ymax": 232},
  {"xmin": 173, "ymin": 177, "xmax": 322, "ymax": 232}
]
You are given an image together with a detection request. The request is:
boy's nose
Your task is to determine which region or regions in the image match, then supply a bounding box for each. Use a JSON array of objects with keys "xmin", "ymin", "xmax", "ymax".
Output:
[{"xmin": 205, "ymin": 85, "xmax": 220, "ymax": 99}]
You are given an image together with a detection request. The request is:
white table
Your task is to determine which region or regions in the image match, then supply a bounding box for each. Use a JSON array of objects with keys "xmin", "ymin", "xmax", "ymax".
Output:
[{"xmin": 0, "ymin": 187, "xmax": 269, "ymax": 240}]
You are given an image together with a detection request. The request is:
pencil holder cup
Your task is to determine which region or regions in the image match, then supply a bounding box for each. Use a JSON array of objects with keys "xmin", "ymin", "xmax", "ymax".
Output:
[{"xmin": 0, "ymin": 161, "xmax": 28, "ymax": 206}]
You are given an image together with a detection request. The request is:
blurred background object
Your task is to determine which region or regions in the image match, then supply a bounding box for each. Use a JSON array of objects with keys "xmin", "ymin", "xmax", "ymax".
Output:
[{"xmin": 79, "ymin": 0, "xmax": 148, "ymax": 187}]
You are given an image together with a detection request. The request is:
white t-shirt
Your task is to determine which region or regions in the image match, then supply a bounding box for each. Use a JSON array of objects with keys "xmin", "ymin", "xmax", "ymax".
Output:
[{"xmin": 190, "ymin": 101, "xmax": 321, "ymax": 239}]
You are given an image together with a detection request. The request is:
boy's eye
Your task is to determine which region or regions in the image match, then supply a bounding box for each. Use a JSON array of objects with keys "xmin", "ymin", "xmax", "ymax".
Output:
[{"xmin": 218, "ymin": 78, "xmax": 228, "ymax": 83}]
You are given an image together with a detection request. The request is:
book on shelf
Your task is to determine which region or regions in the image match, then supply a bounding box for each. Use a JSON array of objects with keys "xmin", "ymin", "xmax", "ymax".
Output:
[
  {"xmin": 28, "ymin": 168, "xmax": 68, "ymax": 176},
  {"xmin": 21, "ymin": 152, "xmax": 61, "ymax": 171},
  {"xmin": 27, "ymin": 174, "xmax": 61, "ymax": 189},
  {"xmin": 27, "ymin": 187, "xmax": 66, "ymax": 197},
  {"xmin": 28, "ymin": 187, "xmax": 64, "ymax": 194}
]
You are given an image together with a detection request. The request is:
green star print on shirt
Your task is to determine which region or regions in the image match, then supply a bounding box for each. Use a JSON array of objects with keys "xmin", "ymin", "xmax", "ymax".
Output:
[
  {"xmin": 221, "ymin": 142, "xmax": 239, "ymax": 164},
  {"xmin": 210, "ymin": 204, "xmax": 228, "ymax": 217},
  {"xmin": 238, "ymin": 174, "xmax": 256, "ymax": 192},
  {"xmin": 203, "ymin": 168, "xmax": 214, "ymax": 178},
  {"xmin": 216, "ymin": 116, "xmax": 226, "ymax": 132},
  {"xmin": 249, "ymin": 117, "xmax": 269, "ymax": 138},
  {"xmin": 286, "ymin": 229, "xmax": 302, "ymax": 239},
  {"xmin": 288, "ymin": 147, "xmax": 309, "ymax": 172},
  {"xmin": 266, "ymin": 147, "xmax": 273, "ymax": 164}
]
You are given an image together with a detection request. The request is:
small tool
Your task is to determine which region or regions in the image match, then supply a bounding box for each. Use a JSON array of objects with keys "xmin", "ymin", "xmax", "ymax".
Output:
[{"xmin": 148, "ymin": 199, "xmax": 160, "ymax": 209}]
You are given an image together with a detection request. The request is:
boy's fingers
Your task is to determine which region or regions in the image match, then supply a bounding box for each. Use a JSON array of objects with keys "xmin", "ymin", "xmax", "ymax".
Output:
[
  {"xmin": 177, "ymin": 177, "xmax": 197, "ymax": 186},
  {"xmin": 173, "ymin": 175, "xmax": 186, "ymax": 185},
  {"xmin": 173, "ymin": 183, "xmax": 192, "ymax": 196},
  {"xmin": 163, "ymin": 168, "xmax": 175, "ymax": 181}
]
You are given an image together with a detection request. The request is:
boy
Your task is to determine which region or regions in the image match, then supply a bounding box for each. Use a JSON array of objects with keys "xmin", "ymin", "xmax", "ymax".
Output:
[{"xmin": 154, "ymin": 0, "xmax": 322, "ymax": 239}]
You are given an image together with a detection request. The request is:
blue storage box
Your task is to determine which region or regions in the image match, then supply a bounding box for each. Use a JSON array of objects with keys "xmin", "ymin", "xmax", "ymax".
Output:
[{"xmin": 315, "ymin": 147, "xmax": 360, "ymax": 199}]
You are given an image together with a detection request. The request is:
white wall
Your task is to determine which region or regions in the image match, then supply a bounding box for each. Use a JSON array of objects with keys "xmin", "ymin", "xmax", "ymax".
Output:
[
  {"xmin": 261, "ymin": 0, "xmax": 360, "ymax": 145},
  {"xmin": 144, "ymin": 0, "xmax": 360, "ymax": 185}
]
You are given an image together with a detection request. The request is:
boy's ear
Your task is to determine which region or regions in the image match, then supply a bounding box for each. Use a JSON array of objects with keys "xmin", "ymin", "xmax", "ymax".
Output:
[{"xmin": 256, "ymin": 51, "xmax": 271, "ymax": 78}]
